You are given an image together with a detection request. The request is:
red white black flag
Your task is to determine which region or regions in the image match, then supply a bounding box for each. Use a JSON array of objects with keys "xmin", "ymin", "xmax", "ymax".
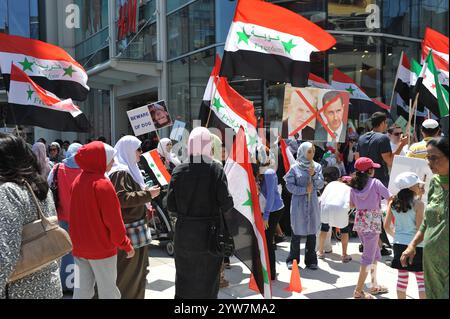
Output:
[
  {"xmin": 6, "ymin": 64, "xmax": 90, "ymax": 132},
  {"xmin": 0, "ymin": 33, "xmax": 89, "ymax": 101},
  {"xmin": 220, "ymin": 0, "xmax": 335, "ymax": 87}
]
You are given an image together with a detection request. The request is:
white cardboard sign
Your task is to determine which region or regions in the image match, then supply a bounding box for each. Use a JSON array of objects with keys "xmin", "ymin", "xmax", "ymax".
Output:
[{"xmin": 127, "ymin": 105, "xmax": 156, "ymax": 136}]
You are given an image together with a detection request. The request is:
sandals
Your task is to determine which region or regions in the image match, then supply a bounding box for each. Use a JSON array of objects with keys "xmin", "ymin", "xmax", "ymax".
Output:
[
  {"xmin": 342, "ymin": 255, "xmax": 352, "ymax": 263},
  {"xmin": 317, "ymin": 252, "xmax": 325, "ymax": 259},
  {"xmin": 369, "ymin": 285, "xmax": 389, "ymax": 295},
  {"xmin": 353, "ymin": 290, "xmax": 375, "ymax": 299}
]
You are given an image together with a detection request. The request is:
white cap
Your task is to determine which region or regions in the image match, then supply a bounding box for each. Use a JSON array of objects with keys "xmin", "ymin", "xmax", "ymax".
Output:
[
  {"xmin": 422, "ymin": 119, "xmax": 439, "ymax": 129},
  {"xmin": 394, "ymin": 172, "xmax": 425, "ymax": 191}
]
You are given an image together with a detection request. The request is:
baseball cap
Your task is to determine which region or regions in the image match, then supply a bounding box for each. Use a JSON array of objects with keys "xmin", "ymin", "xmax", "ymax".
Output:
[
  {"xmin": 422, "ymin": 119, "xmax": 439, "ymax": 129},
  {"xmin": 354, "ymin": 157, "xmax": 381, "ymax": 172},
  {"xmin": 394, "ymin": 172, "xmax": 425, "ymax": 191}
]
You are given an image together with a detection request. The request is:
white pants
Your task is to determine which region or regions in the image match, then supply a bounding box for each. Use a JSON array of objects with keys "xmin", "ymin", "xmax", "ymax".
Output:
[
  {"xmin": 73, "ymin": 255, "xmax": 121, "ymax": 299},
  {"xmin": 315, "ymin": 229, "xmax": 332, "ymax": 252}
]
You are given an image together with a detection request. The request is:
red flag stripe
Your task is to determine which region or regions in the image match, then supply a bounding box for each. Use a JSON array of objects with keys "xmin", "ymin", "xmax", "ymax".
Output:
[
  {"xmin": 149, "ymin": 149, "xmax": 171, "ymax": 183},
  {"xmin": 11, "ymin": 64, "xmax": 61, "ymax": 106},
  {"xmin": 233, "ymin": 0, "xmax": 335, "ymax": 51},
  {"xmin": 279, "ymin": 138, "xmax": 291, "ymax": 173},
  {"xmin": 371, "ymin": 98, "xmax": 391, "ymax": 111},
  {"xmin": 308, "ymin": 73, "xmax": 328, "ymax": 84},
  {"xmin": 422, "ymin": 27, "xmax": 449, "ymax": 56},
  {"xmin": 332, "ymin": 68, "xmax": 368, "ymax": 94},
  {"xmin": 0, "ymin": 33, "xmax": 84, "ymax": 70},
  {"xmin": 211, "ymin": 53, "xmax": 222, "ymax": 78},
  {"xmin": 214, "ymin": 77, "xmax": 257, "ymax": 127},
  {"xmin": 401, "ymin": 52, "xmax": 411, "ymax": 69}
]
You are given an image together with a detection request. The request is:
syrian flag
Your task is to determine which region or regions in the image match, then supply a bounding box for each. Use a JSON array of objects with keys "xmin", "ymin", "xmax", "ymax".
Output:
[
  {"xmin": 393, "ymin": 52, "xmax": 412, "ymax": 104},
  {"xmin": 331, "ymin": 68, "xmax": 389, "ymax": 121},
  {"xmin": 421, "ymin": 27, "xmax": 449, "ymax": 85},
  {"xmin": 279, "ymin": 138, "xmax": 295, "ymax": 173},
  {"xmin": 5, "ymin": 64, "xmax": 90, "ymax": 132},
  {"xmin": 220, "ymin": 0, "xmax": 336, "ymax": 87},
  {"xmin": 224, "ymin": 127, "xmax": 272, "ymax": 299},
  {"xmin": 204, "ymin": 74, "xmax": 260, "ymax": 154},
  {"xmin": 308, "ymin": 73, "xmax": 333, "ymax": 89},
  {"xmin": 0, "ymin": 33, "xmax": 89, "ymax": 101},
  {"xmin": 416, "ymin": 52, "xmax": 449, "ymax": 118},
  {"xmin": 142, "ymin": 150, "xmax": 171, "ymax": 186},
  {"xmin": 199, "ymin": 54, "xmax": 222, "ymax": 126}
]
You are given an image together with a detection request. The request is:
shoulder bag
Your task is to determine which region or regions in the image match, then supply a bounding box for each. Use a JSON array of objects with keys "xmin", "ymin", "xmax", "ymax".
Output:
[{"xmin": 8, "ymin": 181, "xmax": 72, "ymax": 283}]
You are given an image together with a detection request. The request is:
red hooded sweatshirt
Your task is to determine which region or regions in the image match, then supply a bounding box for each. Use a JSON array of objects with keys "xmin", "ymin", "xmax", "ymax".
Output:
[{"xmin": 69, "ymin": 141, "xmax": 132, "ymax": 259}]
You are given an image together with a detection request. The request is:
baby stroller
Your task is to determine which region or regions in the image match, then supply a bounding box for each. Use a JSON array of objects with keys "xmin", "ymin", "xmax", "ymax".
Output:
[
  {"xmin": 141, "ymin": 169, "xmax": 175, "ymax": 256},
  {"xmin": 148, "ymin": 193, "xmax": 175, "ymax": 256}
]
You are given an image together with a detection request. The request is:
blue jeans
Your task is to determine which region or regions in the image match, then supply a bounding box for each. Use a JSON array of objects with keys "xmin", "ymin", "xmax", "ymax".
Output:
[{"xmin": 287, "ymin": 234, "xmax": 317, "ymax": 266}]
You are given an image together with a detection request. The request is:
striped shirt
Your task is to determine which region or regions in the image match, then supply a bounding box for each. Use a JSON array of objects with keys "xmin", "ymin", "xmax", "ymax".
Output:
[{"xmin": 407, "ymin": 137, "xmax": 433, "ymax": 159}]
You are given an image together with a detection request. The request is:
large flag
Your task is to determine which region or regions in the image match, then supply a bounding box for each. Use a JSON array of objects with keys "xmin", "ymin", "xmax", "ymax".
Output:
[
  {"xmin": 393, "ymin": 52, "xmax": 412, "ymax": 104},
  {"xmin": 142, "ymin": 150, "xmax": 171, "ymax": 186},
  {"xmin": 416, "ymin": 52, "xmax": 449, "ymax": 118},
  {"xmin": 331, "ymin": 68, "xmax": 389, "ymax": 121},
  {"xmin": 0, "ymin": 33, "xmax": 89, "ymax": 101},
  {"xmin": 308, "ymin": 73, "xmax": 333, "ymax": 89},
  {"xmin": 220, "ymin": 0, "xmax": 335, "ymax": 87},
  {"xmin": 5, "ymin": 64, "xmax": 90, "ymax": 132},
  {"xmin": 224, "ymin": 127, "xmax": 272, "ymax": 299},
  {"xmin": 421, "ymin": 27, "xmax": 449, "ymax": 85}
]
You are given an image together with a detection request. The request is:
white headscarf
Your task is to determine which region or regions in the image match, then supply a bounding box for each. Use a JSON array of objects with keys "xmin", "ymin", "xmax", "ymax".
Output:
[
  {"xmin": 109, "ymin": 136, "xmax": 146, "ymax": 189},
  {"xmin": 103, "ymin": 143, "xmax": 117, "ymax": 167},
  {"xmin": 157, "ymin": 138, "xmax": 181, "ymax": 167},
  {"xmin": 187, "ymin": 127, "xmax": 212, "ymax": 158}
]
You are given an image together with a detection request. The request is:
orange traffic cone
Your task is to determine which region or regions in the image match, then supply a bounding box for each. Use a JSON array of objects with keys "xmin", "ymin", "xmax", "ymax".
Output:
[
  {"xmin": 285, "ymin": 259, "xmax": 303, "ymax": 293},
  {"xmin": 249, "ymin": 273, "xmax": 260, "ymax": 293}
]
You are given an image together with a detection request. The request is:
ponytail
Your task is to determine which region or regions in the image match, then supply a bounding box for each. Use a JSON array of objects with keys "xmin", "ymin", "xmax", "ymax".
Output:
[{"xmin": 349, "ymin": 169, "xmax": 372, "ymax": 191}]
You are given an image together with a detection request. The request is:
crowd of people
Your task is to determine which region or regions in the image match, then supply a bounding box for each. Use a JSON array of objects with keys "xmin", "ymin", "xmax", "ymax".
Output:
[{"xmin": 0, "ymin": 111, "xmax": 448, "ymax": 300}]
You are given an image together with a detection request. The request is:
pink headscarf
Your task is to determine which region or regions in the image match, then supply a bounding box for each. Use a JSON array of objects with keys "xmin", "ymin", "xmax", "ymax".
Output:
[{"xmin": 188, "ymin": 127, "xmax": 212, "ymax": 158}]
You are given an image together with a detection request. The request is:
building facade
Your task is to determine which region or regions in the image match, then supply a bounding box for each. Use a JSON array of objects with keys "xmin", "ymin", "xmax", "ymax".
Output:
[{"xmin": 2, "ymin": 0, "xmax": 448, "ymax": 144}]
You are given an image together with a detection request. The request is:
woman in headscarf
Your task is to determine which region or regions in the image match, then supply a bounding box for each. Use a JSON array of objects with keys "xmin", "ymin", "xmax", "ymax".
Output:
[
  {"xmin": 48, "ymin": 142, "xmax": 63, "ymax": 167},
  {"xmin": 32, "ymin": 142, "xmax": 51, "ymax": 178},
  {"xmin": 167, "ymin": 127, "xmax": 234, "ymax": 299},
  {"xmin": 284, "ymin": 142, "xmax": 324, "ymax": 270},
  {"xmin": 157, "ymin": 138, "xmax": 181, "ymax": 173},
  {"xmin": 109, "ymin": 136, "xmax": 161, "ymax": 299},
  {"xmin": 47, "ymin": 143, "xmax": 83, "ymax": 292}
]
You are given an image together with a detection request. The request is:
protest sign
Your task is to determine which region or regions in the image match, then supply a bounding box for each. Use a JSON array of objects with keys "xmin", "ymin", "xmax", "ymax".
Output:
[
  {"xmin": 127, "ymin": 105, "xmax": 156, "ymax": 136},
  {"xmin": 148, "ymin": 100, "xmax": 173, "ymax": 130},
  {"xmin": 170, "ymin": 120, "xmax": 186, "ymax": 142}
]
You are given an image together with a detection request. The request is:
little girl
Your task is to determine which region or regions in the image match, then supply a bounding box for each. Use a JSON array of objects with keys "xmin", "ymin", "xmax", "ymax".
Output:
[
  {"xmin": 384, "ymin": 172, "xmax": 426, "ymax": 299},
  {"xmin": 350, "ymin": 157, "xmax": 392, "ymax": 299}
]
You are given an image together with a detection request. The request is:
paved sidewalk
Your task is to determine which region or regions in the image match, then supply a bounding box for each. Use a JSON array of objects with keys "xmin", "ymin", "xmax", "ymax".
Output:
[{"xmin": 145, "ymin": 237, "xmax": 421, "ymax": 299}]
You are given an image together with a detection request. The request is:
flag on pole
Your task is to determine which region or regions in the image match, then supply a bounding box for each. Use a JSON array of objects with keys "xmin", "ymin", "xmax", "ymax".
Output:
[
  {"xmin": 393, "ymin": 52, "xmax": 412, "ymax": 104},
  {"xmin": 224, "ymin": 127, "xmax": 272, "ymax": 299},
  {"xmin": 142, "ymin": 150, "xmax": 171, "ymax": 186},
  {"xmin": 416, "ymin": 51, "xmax": 449, "ymax": 118},
  {"xmin": 6, "ymin": 64, "xmax": 90, "ymax": 132},
  {"xmin": 421, "ymin": 27, "xmax": 449, "ymax": 85},
  {"xmin": 279, "ymin": 138, "xmax": 295, "ymax": 173},
  {"xmin": 308, "ymin": 73, "xmax": 333, "ymax": 89},
  {"xmin": 331, "ymin": 68, "xmax": 389, "ymax": 121},
  {"xmin": 199, "ymin": 54, "xmax": 222, "ymax": 126},
  {"xmin": 203, "ymin": 73, "xmax": 260, "ymax": 154},
  {"xmin": 220, "ymin": 0, "xmax": 336, "ymax": 87},
  {"xmin": 0, "ymin": 33, "xmax": 90, "ymax": 101}
]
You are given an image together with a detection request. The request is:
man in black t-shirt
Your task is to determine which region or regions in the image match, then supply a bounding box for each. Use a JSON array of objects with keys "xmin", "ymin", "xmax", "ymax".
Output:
[{"xmin": 355, "ymin": 112, "xmax": 408, "ymax": 187}]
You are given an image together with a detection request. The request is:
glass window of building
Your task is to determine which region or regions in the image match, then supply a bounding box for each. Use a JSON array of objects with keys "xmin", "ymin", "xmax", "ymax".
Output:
[
  {"xmin": 328, "ymin": 0, "xmax": 379, "ymax": 32},
  {"xmin": 167, "ymin": 0, "xmax": 192, "ymax": 14},
  {"xmin": 271, "ymin": 0, "xmax": 327, "ymax": 28},
  {"xmin": 189, "ymin": 0, "xmax": 215, "ymax": 52},
  {"xmin": 0, "ymin": 0, "xmax": 7, "ymax": 33},
  {"xmin": 8, "ymin": 0, "xmax": 31, "ymax": 37},
  {"xmin": 29, "ymin": 0, "xmax": 39, "ymax": 39},
  {"xmin": 168, "ymin": 58, "xmax": 190, "ymax": 124},
  {"xmin": 167, "ymin": 6, "xmax": 189, "ymax": 59},
  {"xmin": 75, "ymin": 0, "xmax": 109, "ymax": 43},
  {"xmin": 189, "ymin": 48, "xmax": 215, "ymax": 121}
]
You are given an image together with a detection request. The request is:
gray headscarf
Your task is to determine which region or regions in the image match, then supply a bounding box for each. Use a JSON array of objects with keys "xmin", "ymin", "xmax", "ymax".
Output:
[
  {"xmin": 32, "ymin": 142, "xmax": 51, "ymax": 177},
  {"xmin": 296, "ymin": 142, "xmax": 315, "ymax": 171}
]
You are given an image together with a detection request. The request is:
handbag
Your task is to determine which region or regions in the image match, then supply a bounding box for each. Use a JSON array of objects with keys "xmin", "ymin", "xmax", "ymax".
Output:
[
  {"xmin": 49, "ymin": 164, "xmax": 60, "ymax": 208},
  {"xmin": 7, "ymin": 181, "xmax": 72, "ymax": 283}
]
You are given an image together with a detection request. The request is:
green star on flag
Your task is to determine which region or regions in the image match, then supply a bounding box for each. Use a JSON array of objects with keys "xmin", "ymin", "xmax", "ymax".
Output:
[
  {"xmin": 282, "ymin": 39, "xmax": 297, "ymax": 54},
  {"xmin": 212, "ymin": 97, "xmax": 224, "ymax": 112},
  {"xmin": 19, "ymin": 57, "xmax": 34, "ymax": 72},
  {"xmin": 248, "ymin": 134, "xmax": 258, "ymax": 147},
  {"xmin": 237, "ymin": 28, "xmax": 251, "ymax": 45},
  {"xmin": 156, "ymin": 173, "xmax": 161, "ymax": 178},
  {"xmin": 63, "ymin": 65, "xmax": 76, "ymax": 77},
  {"xmin": 242, "ymin": 189, "xmax": 253, "ymax": 209},
  {"xmin": 26, "ymin": 87, "xmax": 34, "ymax": 100},
  {"xmin": 345, "ymin": 86, "xmax": 355, "ymax": 95}
]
